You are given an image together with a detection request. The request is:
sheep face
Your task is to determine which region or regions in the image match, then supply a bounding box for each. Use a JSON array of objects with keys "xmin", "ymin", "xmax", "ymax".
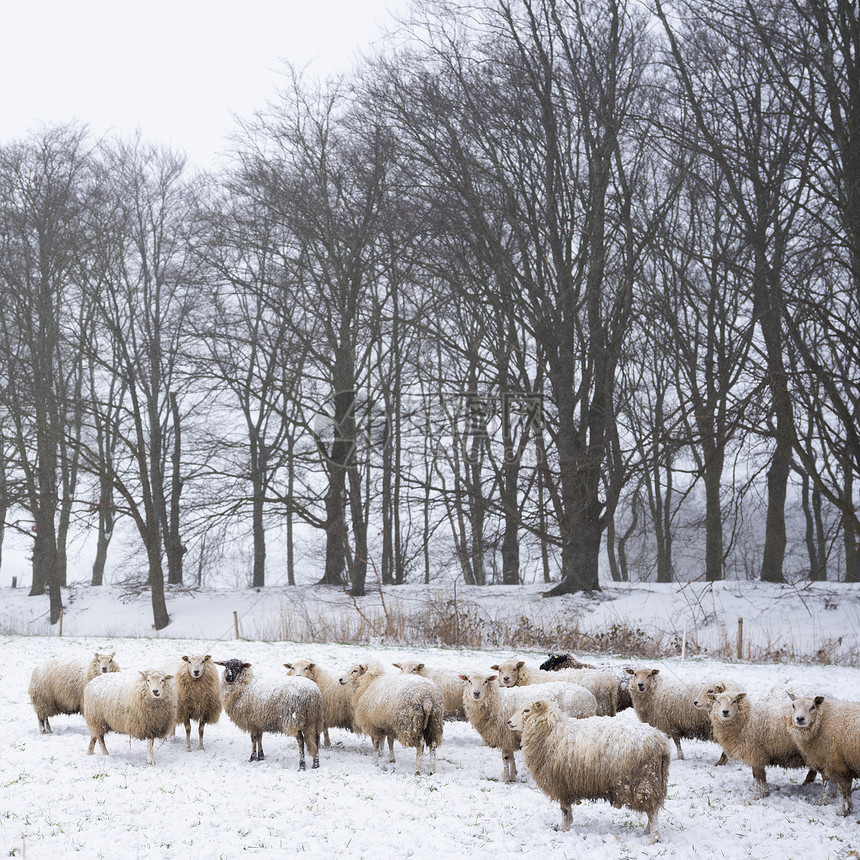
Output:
[
  {"xmin": 489, "ymin": 661, "xmax": 524, "ymax": 687},
  {"xmin": 182, "ymin": 655, "xmax": 212, "ymax": 679},
  {"xmin": 787, "ymin": 693, "xmax": 825, "ymax": 729},
  {"xmin": 626, "ymin": 667, "xmax": 659, "ymax": 693},
  {"xmin": 284, "ymin": 660, "xmax": 314, "ymax": 678},
  {"xmin": 507, "ymin": 700, "xmax": 548, "ymax": 732},
  {"xmin": 693, "ymin": 682, "xmax": 726, "ymax": 709},
  {"xmin": 94, "ymin": 652, "xmax": 119, "ymax": 674},
  {"xmin": 459, "ymin": 672, "xmax": 498, "ymax": 701},
  {"xmin": 139, "ymin": 670, "xmax": 173, "ymax": 699},
  {"xmin": 339, "ymin": 663, "xmax": 367, "ymax": 686},
  {"xmin": 215, "ymin": 659, "xmax": 252, "ymax": 684},
  {"xmin": 708, "ymin": 691, "xmax": 747, "ymax": 722},
  {"xmin": 394, "ymin": 661, "xmax": 424, "ymax": 675}
]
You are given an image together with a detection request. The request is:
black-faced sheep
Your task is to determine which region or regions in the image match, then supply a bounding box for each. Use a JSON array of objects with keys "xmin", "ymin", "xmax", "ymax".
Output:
[
  {"xmin": 174, "ymin": 654, "xmax": 221, "ymax": 751},
  {"xmin": 83, "ymin": 670, "xmax": 177, "ymax": 765},
  {"xmin": 626, "ymin": 667, "xmax": 712, "ymax": 759},
  {"xmin": 459, "ymin": 670, "xmax": 598, "ymax": 783},
  {"xmin": 393, "ymin": 660, "xmax": 466, "ymax": 721},
  {"xmin": 492, "ymin": 659, "xmax": 617, "ymax": 716},
  {"xmin": 708, "ymin": 690, "xmax": 816, "ymax": 798},
  {"xmin": 29, "ymin": 652, "xmax": 120, "ymax": 734},
  {"xmin": 216, "ymin": 658, "xmax": 323, "ymax": 770},
  {"xmin": 338, "ymin": 661, "xmax": 444, "ymax": 775},
  {"xmin": 284, "ymin": 660, "xmax": 354, "ymax": 746},
  {"xmin": 508, "ymin": 699, "xmax": 670, "ymax": 842},
  {"xmin": 787, "ymin": 693, "xmax": 860, "ymax": 814}
]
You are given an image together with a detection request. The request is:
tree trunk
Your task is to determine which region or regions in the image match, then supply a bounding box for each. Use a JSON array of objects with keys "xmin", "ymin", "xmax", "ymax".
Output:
[
  {"xmin": 165, "ymin": 392, "xmax": 185, "ymax": 586},
  {"xmin": 250, "ymin": 436, "xmax": 266, "ymax": 589}
]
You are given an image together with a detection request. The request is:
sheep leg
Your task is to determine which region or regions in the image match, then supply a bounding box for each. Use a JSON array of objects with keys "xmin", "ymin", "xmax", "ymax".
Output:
[
  {"xmin": 257, "ymin": 734, "xmax": 265, "ymax": 761},
  {"xmin": 414, "ymin": 738, "xmax": 424, "ymax": 776},
  {"xmin": 559, "ymin": 802, "xmax": 572, "ymax": 831},
  {"xmin": 197, "ymin": 722, "xmax": 205, "ymax": 751},
  {"xmin": 836, "ymin": 779, "xmax": 853, "ymax": 816},
  {"xmin": 751, "ymin": 766, "xmax": 770, "ymax": 799},
  {"xmin": 322, "ymin": 723, "xmax": 331, "ymax": 748},
  {"xmin": 501, "ymin": 749, "xmax": 517, "ymax": 783},
  {"xmin": 88, "ymin": 735, "xmax": 109, "ymax": 756},
  {"xmin": 387, "ymin": 734, "xmax": 396, "ymax": 763},
  {"xmin": 371, "ymin": 734, "xmax": 383, "ymax": 767},
  {"xmin": 184, "ymin": 720, "xmax": 192, "ymax": 752},
  {"xmin": 802, "ymin": 768, "xmax": 817, "ymax": 785},
  {"xmin": 250, "ymin": 732, "xmax": 264, "ymax": 761},
  {"xmin": 296, "ymin": 730, "xmax": 307, "ymax": 771},
  {"xmin": 427, "ymin": 742, "xmax": 437, "ymax": 775},
  {"xmin": 146, "ymin": 737, "xmax": 155, "ymax": 766},
  {"xmin": 307, "ymin": 730, "xmax": 320, "ymax": 769},
  {"xmin": 645, "ymin": 810, "xmax": 661, "ymax": 843},
  {"xmin": 672, "ymin": 736, "xmax": 685, "ymax": 760},
  {"xmin": 715, "ymin": 751, "xmax": 728, "ymax": 766}
]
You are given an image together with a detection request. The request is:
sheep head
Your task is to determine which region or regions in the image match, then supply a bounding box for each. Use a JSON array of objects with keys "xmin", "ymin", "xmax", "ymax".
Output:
[
  {"xmin": 214, "ymin": 659, "xmax": 252, "ymax": 683},
  {"xmin": 787, "ymin": 693, "xmax": 825, "ymax": 729}
]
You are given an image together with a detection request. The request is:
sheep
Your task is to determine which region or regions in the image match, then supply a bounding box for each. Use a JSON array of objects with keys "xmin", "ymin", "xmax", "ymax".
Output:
[
  {"xmin": 690, "ymin": 678, "xmax": 744, "ymax": 766},
  {"xmin": 508, "ymin": 699, "xmax": 670, "ymax": 842},
  {"xmin": 29, "ymin": 652, "xmax": 120, "ymax": 734},
  {"xmin": 541, "ymin": 653, "xmax": 634, "ymax": 712},
  {"xmin": 707, "ymin": 689, "xmax": 816, "ymax": 798},
  {"xmin": 173, "ymin": 654, "xmax": 221, "ymax": 751},
  {"xmin": 626, "ymin": 667, "xmax": 713, "ymax": 760},
  {"xmin": 787, "ymin": 693, "xmax": 860, "ymax": 814},
  {"xmin": 338, "ymin": 661, "xmax": 444, "ymax": 775},
  {"xmin": 215, "ymin": 658, "xmax": 323, "ymax": 770},
  {"xmin": 83, "ymin": 670, "xmax": 177, "ymax": 765},
  {"xmin": 284, "ymin": 659, "xmax": 354, "ymax": 746},
  {"xmin": 491, "ymin": 659, "xmax": 618, "ymax": 717},
  {"xmin": 393, "ymin": 660, "xmax": 466, "ymax": 720},
  {"xmin": 459, "ymin": 670, "xmax": 598, "ymax": 783}
]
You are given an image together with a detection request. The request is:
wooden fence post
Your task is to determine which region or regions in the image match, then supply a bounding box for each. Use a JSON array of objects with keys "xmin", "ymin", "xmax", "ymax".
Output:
[
  {"xmin": 233, "ymin": 610, "xmax": 240, "ymax": 640},
  {"xmin": 737, "ymin": 617, "xmax": 743, "ymax": 660}
]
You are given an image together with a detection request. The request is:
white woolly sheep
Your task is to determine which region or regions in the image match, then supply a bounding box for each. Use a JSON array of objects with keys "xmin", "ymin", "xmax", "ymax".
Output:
[
  {"xmin": 691, "ymin": 678, "xmax": 743, "ymax": 766},
  {"xmin": 216, "ymin": 658, "xmax": 323, "ymax": 770},
  {"xmin": 626, "ymin": 667, "xmax": 713, "ymax": 759},
  {"xmin": 708, "ymin": 689, "xmax": 816, "ymax": 798},
  {"xmin": 173, "ymin": 654, "xmax": 221, "ymax": 751},
  {"xmin": 83, "ymin": 670, "xmax": 177, "ymax": 765},
  {"xmin": 541, "ymin": 653, "xmax": 633, "ymax": 712},
  {"xmin": 393, "ymin": 660, "xmax": 466, "ymax": 720},
  {"xmin": 491, "ymin": 659, "xmax": 617, "ymax": 716},
  {"xmin": 508, "ymin": 699, "xmax": 671, "ymax": 842},
  {"xmin": 787, "ymin": 693, "xmax": 860, "ymax": 814},
  {"xmin": 338, "ymin": 661, "xmax": 444, "ymax": 775},
  {"xmin": 459, "ymin": 670, "xmax": 598, "ymax": 783},
  {"xmin": 284, "ymin": 660, "xmax": 354, "ymax": 746},
  {"xmin": 29, "ymin": 652, "xmax": 120, "ymax": 734}
]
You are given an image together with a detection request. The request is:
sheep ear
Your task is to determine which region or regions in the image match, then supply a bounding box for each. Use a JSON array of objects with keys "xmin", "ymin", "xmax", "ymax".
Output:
[
  {"xmin": 814, "ymin": 696, "xmax": 825, "ymax": 706},
  {"xmin": 139, "ymin": 670, "xmax": 148, "ymax": 680},
  {"xmin": 516, "ymin": 661, "xmax": 525, "ymax": 670},
  {"xmin": 283, "ymin": 663, "xmax": 292, "ymax": 669},
  {"xmin": 307, "ymin": 662, "xmax": 315, "ymax": 670},
  {"xmin": 715, "ymin": 683, "xmax": 725, "ymax": 693},
  {"xmin": 182, "ymin": 656, "xmax": 191, "ymax": 663},
  {"xmin": 490, "ymin": 664, "xmax": 500, "ymax": 671},
  {"xmin": 392, "ymin": 663, "xmax": 401, "ymax": 669},
  {"xmin": 488, "ymin": 674, "xmax": 498, "ymax": 683},
  {"xmin": 213, "ymin": 661, "xmax": 225, "ymax": 666},
  {"xmin": 203, "ymin": 655, "xmax": 211, "ymax": 662},
  {"xmin": 242, "ymin": 662, "xmax": 252, "ymax": 669},
  {"xmin": 625, "ymin": 668, "xmax": 635, "ymax": 675},
  {"xmin": 736, "ymin": 692, "xmax": 746, "ymax": 701},
  {"xmin": 459, "ymin": 674, "xmax": 469, "ymax": 682},
  {"xmin": 650, "ymin": 669, "xmax": 660, "ymax": 676},
  {"xmin": 109, "ymin": 652, "xmax": 116, "ymax": 659},
  {"xmin": 417, "ymin": 663, "xmax": 425, "ymax": 671},
  {"xmin": 163, "ymin": 674, "xmax": 173, "ymax": 681},
  {"xmin": 707, "ymin": 693, "xmax": 717, "ymax": 701}
]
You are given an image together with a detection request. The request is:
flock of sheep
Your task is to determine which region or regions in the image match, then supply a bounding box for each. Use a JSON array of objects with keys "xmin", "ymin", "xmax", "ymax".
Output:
[{"xmin": 27, "ymin": 648, "xmax": 860, "ymax": 843}]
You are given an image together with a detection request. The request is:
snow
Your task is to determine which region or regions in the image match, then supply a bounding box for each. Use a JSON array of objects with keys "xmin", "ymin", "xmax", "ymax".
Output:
[{"xmin": 1, "ymin": 581, "xmax": 859, "ymax": 858}]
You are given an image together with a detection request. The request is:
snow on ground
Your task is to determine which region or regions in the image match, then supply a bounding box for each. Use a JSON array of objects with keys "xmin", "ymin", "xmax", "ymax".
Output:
[{"xmin": 1, "ymin": 582, "xmax": 859, "ymax": 858}]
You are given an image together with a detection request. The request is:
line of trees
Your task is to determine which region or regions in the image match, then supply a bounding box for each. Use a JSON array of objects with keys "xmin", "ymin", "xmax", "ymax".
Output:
[{"xmin": 0, "ymin": 0, "xmax": 857, "ymax": 629}]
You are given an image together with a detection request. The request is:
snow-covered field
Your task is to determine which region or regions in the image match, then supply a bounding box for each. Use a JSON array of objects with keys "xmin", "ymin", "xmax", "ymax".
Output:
[{"xmin": 2, "ymin": 583, "xmax": 859, "ymax": 859}]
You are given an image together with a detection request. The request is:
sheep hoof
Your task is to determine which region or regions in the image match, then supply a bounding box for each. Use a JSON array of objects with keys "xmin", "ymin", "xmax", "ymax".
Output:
[
  {"xmin": 312, "ymin": 759, "xmax": 320, "ymax": 769},
  {"xmin": 249, "ymin": 754, "xmax": 259, "ymax": 762},
  {"xmin": 298, "ymin": 762, "xmax": 306, "ymax": 771}
]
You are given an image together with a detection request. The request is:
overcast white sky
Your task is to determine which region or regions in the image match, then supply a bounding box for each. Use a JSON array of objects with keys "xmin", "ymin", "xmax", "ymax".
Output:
[{"xmin": 0, "ymin": 0, "xmax": 407, "ymax": 171}]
